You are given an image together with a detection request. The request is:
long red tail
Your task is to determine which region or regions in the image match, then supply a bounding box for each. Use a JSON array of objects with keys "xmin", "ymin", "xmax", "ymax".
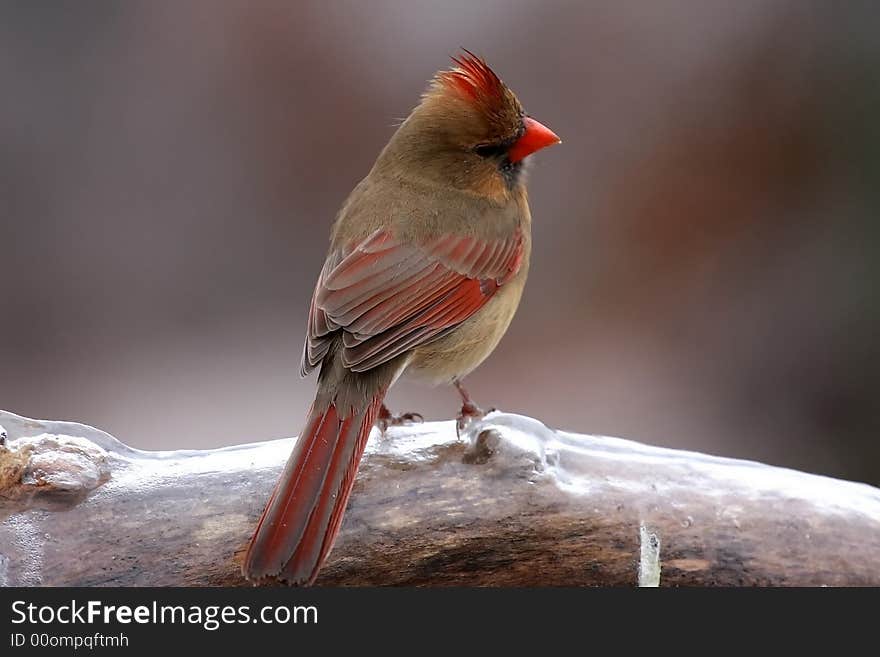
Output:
[{"xmin": 242, "ymin": 388, "xmax": 385, "ymax": 585}]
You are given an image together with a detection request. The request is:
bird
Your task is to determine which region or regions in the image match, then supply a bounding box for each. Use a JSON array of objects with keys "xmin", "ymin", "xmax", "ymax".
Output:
[{"xmin": 242, "ymin": 50, "xmax": 560, "ymax": 585}]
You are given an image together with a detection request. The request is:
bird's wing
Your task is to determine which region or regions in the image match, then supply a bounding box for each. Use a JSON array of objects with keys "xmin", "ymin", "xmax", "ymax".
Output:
[{"xmin": 301, "ymin": 228, "xmax": 524, "ymax": 375}]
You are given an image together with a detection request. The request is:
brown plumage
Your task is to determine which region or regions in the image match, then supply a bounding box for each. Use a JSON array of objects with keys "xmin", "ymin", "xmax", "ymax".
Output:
[{"xmin": 242, "ymin": 51, "xmax": 560, "ymax": 585}]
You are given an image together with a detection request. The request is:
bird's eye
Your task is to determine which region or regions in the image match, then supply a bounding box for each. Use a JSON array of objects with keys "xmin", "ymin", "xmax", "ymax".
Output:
[{"xmin": 474, "ymin": 143, "xmax": 507, "ymax": 159}]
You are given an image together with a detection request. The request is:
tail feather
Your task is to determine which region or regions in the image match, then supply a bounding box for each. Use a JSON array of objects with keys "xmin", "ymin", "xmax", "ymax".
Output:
[{"xmin": 242, "ymin": 389, "xmax": 385, "ymax": 585}]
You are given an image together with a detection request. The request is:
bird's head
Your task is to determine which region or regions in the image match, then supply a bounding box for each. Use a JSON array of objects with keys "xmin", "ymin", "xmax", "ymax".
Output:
[{"xmin": 379, "ymin": 51, "xmax": 560, "ymax": 198}]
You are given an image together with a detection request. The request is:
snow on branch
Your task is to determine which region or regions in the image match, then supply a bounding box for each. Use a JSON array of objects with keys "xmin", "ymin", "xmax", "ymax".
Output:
[{"xmin": 1, "ymin": 409, "xmax": 879, "ymax": 586}]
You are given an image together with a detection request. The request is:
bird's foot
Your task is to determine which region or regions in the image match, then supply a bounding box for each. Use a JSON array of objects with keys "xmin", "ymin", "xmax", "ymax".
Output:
[
  {"xmin": 456, "ymin": 400, "xmax": 490, "ymax": 437},
  {"xmin": 376, "ymin": 404, "xmax": 424, "ymax": 434},
  {"xmin": 453, "ymin": 378, "xmax": 496, "ymax": 437}
]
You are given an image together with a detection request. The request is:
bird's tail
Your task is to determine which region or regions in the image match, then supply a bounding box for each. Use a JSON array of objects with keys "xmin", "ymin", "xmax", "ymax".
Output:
[{"xmin": 242, "ymin": 383, "xmax": 386, "ymax": 585}]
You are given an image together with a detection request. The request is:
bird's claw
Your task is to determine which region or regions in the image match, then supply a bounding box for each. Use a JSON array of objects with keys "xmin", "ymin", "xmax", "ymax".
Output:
[
  {"xmin": 456, "ymin": 400, "xmax": 486, "ymax": 438},
  {"xmin": 377, "ymin": 405, "xmax": 424, "ymax": 434}
]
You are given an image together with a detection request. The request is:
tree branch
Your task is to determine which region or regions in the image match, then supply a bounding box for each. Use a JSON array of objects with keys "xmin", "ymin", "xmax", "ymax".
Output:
[{"xmin": 1, "ymin": 409, "xmax": 878, "ymax": 586}]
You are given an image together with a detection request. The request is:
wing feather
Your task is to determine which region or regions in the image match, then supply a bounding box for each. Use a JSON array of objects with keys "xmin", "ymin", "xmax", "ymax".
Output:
[{"xmin": 300, "ymin": 228, "xmax": 523, "ymax": 376}]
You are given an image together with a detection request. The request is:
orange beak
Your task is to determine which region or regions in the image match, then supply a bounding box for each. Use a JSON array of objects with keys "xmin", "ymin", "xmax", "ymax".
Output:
[{"xmin": 508, "ymin": 117, "xmax": 561, "ymax": 163}]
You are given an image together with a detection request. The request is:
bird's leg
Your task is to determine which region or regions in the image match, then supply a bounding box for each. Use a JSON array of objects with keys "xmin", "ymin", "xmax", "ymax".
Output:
[
  {"xmin": 376, "ymin": 403, "xmax": 423, "ymax": 434},
  {"xmin": 454, "ymin": 379, "xmax": 489, "ymax": 435}
]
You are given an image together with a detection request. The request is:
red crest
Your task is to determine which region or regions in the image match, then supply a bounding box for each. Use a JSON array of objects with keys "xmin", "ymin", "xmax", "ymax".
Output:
[{"xmin": 437, "ymin": 49, "xmax": 506, "ymax": 109}]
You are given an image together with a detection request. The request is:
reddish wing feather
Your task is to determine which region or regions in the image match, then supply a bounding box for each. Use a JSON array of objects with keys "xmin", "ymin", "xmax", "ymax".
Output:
[{"xmin": 300, "ymin": 229, "xmax": 523, "ymax": 376}]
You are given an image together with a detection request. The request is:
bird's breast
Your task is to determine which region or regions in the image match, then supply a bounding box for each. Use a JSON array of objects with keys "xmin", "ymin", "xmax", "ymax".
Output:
[{"xmin": 405, "ymin": 258, "xmax": 529, "ymax": 385}]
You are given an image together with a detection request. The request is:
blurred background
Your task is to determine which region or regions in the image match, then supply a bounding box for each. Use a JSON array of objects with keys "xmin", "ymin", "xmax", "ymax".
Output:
[{"xmin": 1, "ymin": 1, "xmax": 877, "ymax": 484}]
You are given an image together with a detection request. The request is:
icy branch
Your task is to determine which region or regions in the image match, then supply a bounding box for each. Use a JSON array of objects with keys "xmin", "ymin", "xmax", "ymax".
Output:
[{"xmin": 1, "ymin": 409, "xmax": 879, "ymax": 586}]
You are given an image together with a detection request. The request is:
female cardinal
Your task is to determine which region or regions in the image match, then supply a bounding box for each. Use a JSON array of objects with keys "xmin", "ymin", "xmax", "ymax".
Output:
[{"xmin": 242, "ymin": 51, "xmax": 560, "ymax": 585}]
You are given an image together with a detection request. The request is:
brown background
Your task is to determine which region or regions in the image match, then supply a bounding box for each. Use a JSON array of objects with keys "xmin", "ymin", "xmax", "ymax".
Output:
[{"xmin": 1, "ymin": 1, "xmax": 878, "ymax": 484}]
